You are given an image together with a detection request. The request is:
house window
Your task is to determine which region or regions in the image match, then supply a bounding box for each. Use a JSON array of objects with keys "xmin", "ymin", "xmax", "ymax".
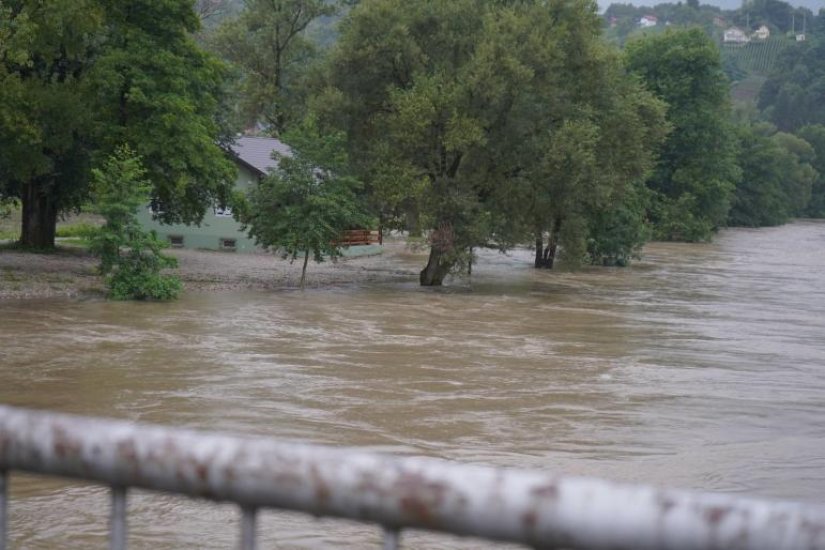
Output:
[
  {"xmin": 168, "ymin": 235, "xmax": 184, "ymax": 248},
  {"xmin": 149, "ymin": 201, "xmax": 165, "ymax": 216},
  {"xmin": 220, "ymin": 238, "xmax": 237, "ymax": 251},
  {"xmin": 214, "ymin": 205, "xmax": 233, "ymax": 217}
]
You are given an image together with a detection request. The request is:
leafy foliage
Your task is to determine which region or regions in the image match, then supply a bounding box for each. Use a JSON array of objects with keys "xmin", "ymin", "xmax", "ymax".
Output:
[
  {"xmin": 757, "ymin": 11, "xmax": 825, "ymax": 132},
  {"xmin": 796, "ymin": 124, "xmax": 825, "ymax": 217},
  {"xmin": 88, "ymin": 147, "xmax": 181, "ymax": 300},
  {"xmin": 238, "ymin": 118, "xmax": 370, "ymax": 288},
  {"xmin": 208, "ymin": 0, "xmax": 337, "ymax": 133},
  {"xmin": 626, "ymin": 28, "xmax": 741, "ymax": 241},
  {"xmin": 0, "ymin": 0, "xmax": 235, "ymax": 248},
  {"xmin": 323, "ymin": 0, "xmax": 665, "ymax": 282},
  {"xmin": 729, "ymin": 123, "xmax": 818, "ymax": 226},
  {"xmin": 587, "ymin": 181, "xmax": 652, "ymax": 266}
]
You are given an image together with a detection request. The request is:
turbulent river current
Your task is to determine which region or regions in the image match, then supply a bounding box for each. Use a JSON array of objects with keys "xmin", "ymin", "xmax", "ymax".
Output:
[{"xmin": 2, "ymin": 220, "xmax": 825, "ymax": 549}]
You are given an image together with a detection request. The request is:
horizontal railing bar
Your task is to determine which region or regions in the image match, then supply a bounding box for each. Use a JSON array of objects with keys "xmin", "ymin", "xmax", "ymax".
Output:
[{"xmin": 1, "ymin": 405, "xmax": 825, "ymax": 550}]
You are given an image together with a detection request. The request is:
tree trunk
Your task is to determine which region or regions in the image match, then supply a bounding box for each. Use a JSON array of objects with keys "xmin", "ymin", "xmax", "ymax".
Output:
[
  {"xmin": 545, "ymin": 239, "xmax": 558, "ymax": 269},
  {"xmin": 467, "ymin": 247, "xmax": 473, "ymax": 276},
  {"xmin": 19, "ymin": 181, "xmax": 58, "ymax": 249},
  {"xmin": 378, "ymin": 213, "xmax": 384, "ymax": 245},
  {"xmin": 300, "ymin": 249, "xmax": 309, "ymax": 290},
  {"xmin": 534, "ymin": 234, "xmax": 546, "ymax": 269},
  {"xmin": 419, "ymin": 246, "xmax": 453, "ymax": 286},
  {"xmin": 544, "ymin": 218, "xmax": 563, "ymax": 270}
]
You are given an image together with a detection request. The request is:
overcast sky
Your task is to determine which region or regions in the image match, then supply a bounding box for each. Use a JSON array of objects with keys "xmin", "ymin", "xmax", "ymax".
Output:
[{"xmin": 597, "ymin": 0, "xmax": 824, "ymax": 11}]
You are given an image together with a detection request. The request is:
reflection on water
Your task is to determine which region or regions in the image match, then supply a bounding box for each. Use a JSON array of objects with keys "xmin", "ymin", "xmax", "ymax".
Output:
[{"xmin": 2, "ymin": 220, "xmax": 825, "ymax": 548}]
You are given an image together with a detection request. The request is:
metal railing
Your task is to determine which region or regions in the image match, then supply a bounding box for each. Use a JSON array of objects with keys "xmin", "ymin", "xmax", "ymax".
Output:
[{"xmin": 2, "ymin": 404, "xmax": 825, "ymax": 550}]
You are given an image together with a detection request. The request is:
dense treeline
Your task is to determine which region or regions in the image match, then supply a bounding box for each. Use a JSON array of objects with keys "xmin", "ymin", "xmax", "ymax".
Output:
[
  {"xmin": 605, "ymin": 0, "xmax": 825, "ymax": 233},
  {"xmin": 2, "ymin": 0, "xmax": 824, "ymax": 287}
]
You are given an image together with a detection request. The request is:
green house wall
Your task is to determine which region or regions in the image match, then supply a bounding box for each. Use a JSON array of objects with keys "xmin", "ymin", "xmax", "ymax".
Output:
[
  {"xmin": 136, "ymin": 162, "xmax": 383, "ymax": 257},
  {"xmin": 136, "ymin": 164, "xmax": 261, "ymax": 253}
]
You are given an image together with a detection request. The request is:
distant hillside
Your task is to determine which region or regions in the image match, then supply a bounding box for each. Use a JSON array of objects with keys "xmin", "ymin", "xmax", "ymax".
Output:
[{"xmin": 599, "ymin": 0, "xmax": 823, "ymax": 11}]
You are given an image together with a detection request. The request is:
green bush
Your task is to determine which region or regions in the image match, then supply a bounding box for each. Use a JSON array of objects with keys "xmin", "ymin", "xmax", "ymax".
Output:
[
  {"xmin": 107, "ymin": 248, "xmax": 182, "ymax": 301},
  {"xmin": 89, "ymin": 146, "xmax": 181, "ymax": 301}
]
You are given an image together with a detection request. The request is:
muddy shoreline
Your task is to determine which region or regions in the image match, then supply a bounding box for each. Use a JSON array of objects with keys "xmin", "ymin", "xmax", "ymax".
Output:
[{"xmin": 0, "ymin": 241, "xmax": 422, "ymax": 301}]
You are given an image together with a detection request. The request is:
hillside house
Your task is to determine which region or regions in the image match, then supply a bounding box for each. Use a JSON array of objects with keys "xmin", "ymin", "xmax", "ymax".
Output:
[
  {"xmin": 137, "ymin": 136, "xmax": 287, "ymax": 253},
  {"xmin": 723, "ymin": 27, "xmax": 750, "ymax": 44},
  {"xmin": 753, "ymin": 25, "xmax": 770, "ymax": 40},
  {"xmin": 639, "ymin": 15, "xmax": 657, "ymax": 28}
]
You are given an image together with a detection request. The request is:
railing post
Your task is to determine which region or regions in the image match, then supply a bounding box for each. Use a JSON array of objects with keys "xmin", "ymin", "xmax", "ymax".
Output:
[
  {"xmin": 109, "ymin": 486, "xmax": 127, "ymax": 550},
  {"xmin": 0, "ymin": 470, "xmax": 7, "ymax": 550},
  {"xmin": 382, "ymin": 527, "xmax": 400, "ymax": 550},
  {"xmin": 240, "ymin": 506, "xmax": 257, "ymax": 550}
]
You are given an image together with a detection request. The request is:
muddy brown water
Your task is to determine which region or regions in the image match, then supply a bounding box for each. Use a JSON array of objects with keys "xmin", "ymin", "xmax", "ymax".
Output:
[{"xmin": 2, "ymin": 221, "xmax": 825, "ymax": 549}]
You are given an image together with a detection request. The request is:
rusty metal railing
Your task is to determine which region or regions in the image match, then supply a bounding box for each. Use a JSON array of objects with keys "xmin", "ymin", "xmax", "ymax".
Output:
[{"xmin": 2, "ymin": 405, "xmax": 825, "ymax": 550}]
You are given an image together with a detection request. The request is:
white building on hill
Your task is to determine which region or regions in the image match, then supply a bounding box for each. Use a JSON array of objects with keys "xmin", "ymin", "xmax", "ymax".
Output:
[{"xmin": 724, "ymin": 27, "xmax": 750, "ymax": 44}]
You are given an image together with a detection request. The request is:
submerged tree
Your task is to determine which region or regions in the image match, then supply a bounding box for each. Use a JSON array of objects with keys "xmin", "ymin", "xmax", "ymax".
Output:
[
  {"xmin": 323, "ymin": 0, "xmax": 496, "ymax": 285},
  {"xmin": 323, "ymin": 0, "xmax": 665, "ymax": 283},
  {"xmin": 0, "ymin": 0, "xmax": 235, "ymax": 249},
  {"xmin": 729, "ymin": 123, "xmax": 817, "ymax": 227},
  {"xmin": 796, "ymin": 124, "xmax": 825, "ymax": 217},
  {"xmin": 238, "ymin": 119, "xmax": 370, "ymax": 289}
]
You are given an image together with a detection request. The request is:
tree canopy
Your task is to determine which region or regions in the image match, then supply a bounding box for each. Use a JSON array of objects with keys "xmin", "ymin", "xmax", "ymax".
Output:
[
  {"xmin": 320, "ymin": 0, "xmax": 666, "ymax": 284},
  {"xmin": 759, "ymin": 31, "xmax": 825, "ymax": 132},
  {"xmin": 626, "ymin": 28, "xmax": 740, "ymax": 241},
  {"xmin": 238, "ymin": 119, "xmax": 370, "ymax": 289},
  {"xmin": 0, "ymin": 0, "xmax": 235, "ymax": 248},
  {"xmin": 208, "ymin": 0, "xmax": 337, "ymax": 134}
]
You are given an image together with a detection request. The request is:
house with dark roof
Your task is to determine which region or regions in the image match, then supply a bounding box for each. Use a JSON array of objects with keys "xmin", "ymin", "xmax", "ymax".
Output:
[{"xmin": 137, "ymin": 136, "xmax": 290, "ymax": 252}]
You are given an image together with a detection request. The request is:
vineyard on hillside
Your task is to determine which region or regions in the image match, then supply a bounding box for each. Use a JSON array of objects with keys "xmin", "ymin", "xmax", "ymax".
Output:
[{"xmin": 722, "ymin": 36, "xmax": 790, "ymax": 77}]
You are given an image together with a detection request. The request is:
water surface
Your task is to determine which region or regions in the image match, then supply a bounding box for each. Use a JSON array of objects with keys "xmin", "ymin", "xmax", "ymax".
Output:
[{"xmin": 2, "ymin": 221, "xmax": 825, "ymax": 548}]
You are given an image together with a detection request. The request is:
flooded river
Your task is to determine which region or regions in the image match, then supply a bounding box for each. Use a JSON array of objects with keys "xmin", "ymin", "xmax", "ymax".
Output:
[{"xmin": 2, "ymin": 221, "xmax": 825, "ymax": 548}]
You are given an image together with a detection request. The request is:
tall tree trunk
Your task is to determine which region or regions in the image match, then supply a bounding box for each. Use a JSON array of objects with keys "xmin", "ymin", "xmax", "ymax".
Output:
[
  {"xmin": 544, "ymin": 218, "xmax": 563, "ymax": 270},
  {"xmin": 19, "ymin": 181, "xmax": 58, "ymax": 249},
  {"xmin": 467, "ymin": 247, "xmax": 473, "ymax": 276},
  {"xmin": 534, "ymin": 233, "xmax": 545, "ymax": 269},
  {"xmin": 419, "ymin": 246, "xmax": 453, "ymax": 286},
  {"xmin": 300, "ymin": 249, "xmax": 309, "ymax": 290}
]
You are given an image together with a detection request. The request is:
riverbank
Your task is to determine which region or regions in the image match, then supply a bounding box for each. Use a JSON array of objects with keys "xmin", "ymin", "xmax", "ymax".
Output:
[{"xmin": 0, "ymin": 241, "xmax": 422, "ymax": 300}]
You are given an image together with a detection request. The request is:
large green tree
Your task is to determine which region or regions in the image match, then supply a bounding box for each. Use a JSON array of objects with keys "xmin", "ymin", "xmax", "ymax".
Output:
[
  {"xmin": 729, "ymin": 123, "xmax": 817, "ymax": 226},
  {"xmin": 238, "ymin": 119, "xmax": 369, "ymax": 289},
  {"xmin": 209, "ymin": 0, "xmax": 337, "ymax": 134},
  {"xmin": 486, "ymin": 31, "xmax": 667, "ymax": 269},
  {"xmin": 0, "ymin": 0, "xmax": 102, "ymax": 248},
  {"xmin": 0, "ymin": 0, "xmax": 235, "ymax": 249},
  {"xmin": 797, "ymin": 124, "xmax": 825, "ymax": 217},
  {"xmin": 758, "ymin": 12, "xmax": 825, "ymax": 132},
  {"xmin": 626, "ymin": 28, "xmax": 740, "ymax": 242},
  {"xmin": 322, "ymin": 0, "xmax": 501, "ymax": 285},
  {"xmin": 323, "ymin": 0, "xmax": 665, "ymax": 284}
]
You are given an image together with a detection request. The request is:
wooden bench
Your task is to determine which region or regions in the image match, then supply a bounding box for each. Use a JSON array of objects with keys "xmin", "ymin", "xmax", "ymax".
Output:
[{"xmin": 334, "ymin": 229, "xmax": 381, "ymax": 246}]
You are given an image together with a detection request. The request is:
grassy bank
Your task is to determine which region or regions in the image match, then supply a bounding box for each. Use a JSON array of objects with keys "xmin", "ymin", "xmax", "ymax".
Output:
[{"xmin": 0, "ymin": 205, "xmax": 104, "ymax": 242}]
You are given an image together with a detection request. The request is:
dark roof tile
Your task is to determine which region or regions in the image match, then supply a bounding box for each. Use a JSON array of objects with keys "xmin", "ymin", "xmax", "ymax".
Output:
[{"xmin": 229, "ymin": 136, "xmax": 291, "ymax": 175}]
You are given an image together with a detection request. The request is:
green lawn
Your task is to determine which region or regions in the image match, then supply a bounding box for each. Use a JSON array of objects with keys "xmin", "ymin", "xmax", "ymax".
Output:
[{"xmin": 0, "ymin": 206, "xmax": 103, "ymax": 242}]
